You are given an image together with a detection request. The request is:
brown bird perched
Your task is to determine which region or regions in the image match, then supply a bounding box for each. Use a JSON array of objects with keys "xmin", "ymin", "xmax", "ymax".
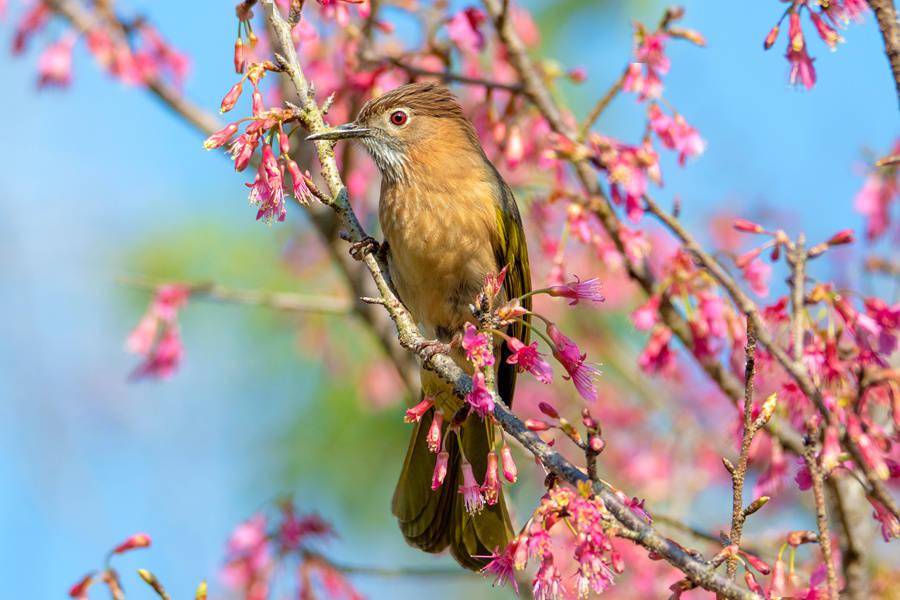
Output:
[{"xmin": 308, "ymin": 82, "xmax": 531, "ymax": 570}]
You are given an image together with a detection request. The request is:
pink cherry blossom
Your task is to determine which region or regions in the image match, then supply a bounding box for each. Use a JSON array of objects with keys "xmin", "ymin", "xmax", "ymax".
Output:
[
  {"xmin": 37, "ymin": 34, "xmax": 75, "ymax": 88},
  {"xmin": 547, "ymin": 276, "xmax": 605, "ymax": 305},
  {"xmin": 431, "ymin": 450, "xmax": 449, "ymax": 490},
  {"xmin": 506, "ymin": 337, "xmax": 553, "ymax": 384},
  {"xmin": 465, "ymin": 372, "xmax": 495, "ymax": 417},
  {"xmin": 459, "ymin": 461, "xmax": 485, "ymax": 515},
  {"xmin": 741, "ymin": 257, "xmax": 772, "ymax": 297},
  {"xmin": 446, "ymin": 7, "xmax": 486, "ymax": 54},
  {"xmin": 548, "ymin": 324, "xmax": 600, "ymax": 402},
  {"xmin": 462, "ymin": 322, "xmax": 494, "ymax": 368}
]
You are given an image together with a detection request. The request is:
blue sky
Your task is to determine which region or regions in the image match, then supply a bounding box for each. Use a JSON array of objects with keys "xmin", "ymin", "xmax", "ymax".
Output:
[{"xmin": 0, "ymin": 0, "xmax": 895, "ymax": 598}]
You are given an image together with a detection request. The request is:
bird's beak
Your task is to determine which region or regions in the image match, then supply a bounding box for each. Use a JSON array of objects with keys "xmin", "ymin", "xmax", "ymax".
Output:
[{"xmin": 306, "ymin": 122, "xmax": 372, "ymax": 142}]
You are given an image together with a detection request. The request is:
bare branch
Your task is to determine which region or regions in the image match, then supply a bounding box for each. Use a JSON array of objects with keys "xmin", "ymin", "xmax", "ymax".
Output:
[{"xmin": 867, "ymin": 0, "xmax": 900, "ymax": 107}]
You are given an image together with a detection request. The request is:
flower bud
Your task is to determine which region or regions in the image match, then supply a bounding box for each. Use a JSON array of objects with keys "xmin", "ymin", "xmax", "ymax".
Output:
[
  {"xmin": 278, "ymin": 128, "xmax": 291, "ymax": 155},
  {"xmin": 251, "ymin": 88, "xmax": 264, "ymax": 115},
  {"xmin": 588, "ymin": 434, "xmax": 605, "ymax": 453},
  {"xmin": 538, "ymin": 402, "xmax": 559, "ymax": 419},
  {"xmin": 744, "ymin": 571, "xmax": 763, "ymax": 594},
  {"xmin": 111, "ymin": 533, "xmax": 151, "ymax": 554},
  {"xmin": 501, "ymin": 445, "xmax": 518, "ymax": 483},
  {"xmin": 763, "ymin": 24, "xmax": 780, "ymax": 50},
  {"xmin": 739, "ymin": 551, "xmax": 771, "ymax": 575},
  {"xmin": 431, "ymin": 451, "xmax": 449, "ymax": 490},
  {"xmin": 525, "ymin": 419, "xmax": 551, "ymax": 432},
  {"xmin": 404, "ymin": 397, "xmax": 433, "ymax": 423},
  {"xmin": 827, "ymin": 229, "xmax": 854, "ymax": 246},
  {"xmin": 233, "ymin": 38, "xmax": 245, "ymax": 74},
  {"xmin": 733, "ymin": 218, "xmax": 765, "ymax": 234},
  {"xmin": 69, "ymin": 573, "xmax": 95, "ymax": 599},
  {"xmin": 482, "ymin": 452, "xmax": 500, "ymax": 505},
  {"xmin": 195, "ymin": 580, "xmax": 208, "ymax": 600},
  {"xmin": 219, "ymin": 81, "xmax": 243, "ymax": 113},
  {"xmin": 744, "ymin": 495, "xmax": 770, "ymax": 516},
  {"xmin": 426, "ymin": 411, "xmax": 443, "ymax": 453}
]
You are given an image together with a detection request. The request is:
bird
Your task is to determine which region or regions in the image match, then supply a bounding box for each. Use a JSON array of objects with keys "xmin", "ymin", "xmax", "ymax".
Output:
[{"xmin": 307, "ymin": 82, "xmax": 531, "ymax": 570}]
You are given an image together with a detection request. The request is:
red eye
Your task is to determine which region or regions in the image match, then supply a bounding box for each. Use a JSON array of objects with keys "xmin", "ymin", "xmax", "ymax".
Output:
[{"xmin": 390, "ymin": 110, "xmax": 408, "ymax": 126}]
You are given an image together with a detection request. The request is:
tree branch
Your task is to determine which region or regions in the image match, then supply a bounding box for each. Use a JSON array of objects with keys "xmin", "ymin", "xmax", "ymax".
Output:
[{"xmin": 867, "ymin": 0, "xmax": 900, "ymax": 107}]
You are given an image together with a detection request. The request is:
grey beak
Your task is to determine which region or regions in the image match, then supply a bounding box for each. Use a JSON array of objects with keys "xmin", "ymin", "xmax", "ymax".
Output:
[{"xmin": 306, "ymin": 122, "xmax": 372, "ymax": 142}]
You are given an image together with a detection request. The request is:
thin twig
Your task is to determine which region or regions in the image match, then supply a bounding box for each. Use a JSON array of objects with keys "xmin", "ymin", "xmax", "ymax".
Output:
[
  {"xmin": 377, "ymin": 56, "xmax": 524, "ymax": 93},
  {"xmin": 803, "ymin": 440, "xmax": 840, "ymax": 600},
  {"xmin": 118, "ymin": 274, "xmax": 353, "ymax": 315},
  {"xmin": 578, "ymin": 69, "xmax": 626, "ymax": 141}
]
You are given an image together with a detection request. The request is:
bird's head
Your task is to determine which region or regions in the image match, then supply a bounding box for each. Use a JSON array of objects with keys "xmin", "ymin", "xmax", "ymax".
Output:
[{"xmin": 306, "ymin": 82, "xmax": 481, "ymax": 183}]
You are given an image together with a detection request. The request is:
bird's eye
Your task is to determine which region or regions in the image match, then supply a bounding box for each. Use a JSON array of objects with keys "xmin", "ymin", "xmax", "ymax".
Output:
[{"xmin": 390, "ymin": 110, "xmax": 408, "ymax": 126}]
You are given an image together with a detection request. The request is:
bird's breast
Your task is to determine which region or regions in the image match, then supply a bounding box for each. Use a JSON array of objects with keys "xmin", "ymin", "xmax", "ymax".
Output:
[{"xmin": 380, "ymin": 180, "xmax": 498, "ymax": 337}]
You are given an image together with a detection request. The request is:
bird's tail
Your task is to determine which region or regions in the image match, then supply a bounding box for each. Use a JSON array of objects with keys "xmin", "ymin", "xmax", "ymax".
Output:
[{"xmin": 391, "ymin": 405, "xmax": 514, "ymax": 570}]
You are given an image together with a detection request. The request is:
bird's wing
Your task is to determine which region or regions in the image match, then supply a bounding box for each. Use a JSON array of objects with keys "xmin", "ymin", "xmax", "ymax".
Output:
[{"xmin": 493, "ymin": 178, "xmax": 532, "ymax": 408}]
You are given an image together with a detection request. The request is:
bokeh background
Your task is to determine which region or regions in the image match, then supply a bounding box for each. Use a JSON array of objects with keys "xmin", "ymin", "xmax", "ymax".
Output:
[{"xmin": 0, "ymin": 0, "xmax": 896, "ymax": 598}]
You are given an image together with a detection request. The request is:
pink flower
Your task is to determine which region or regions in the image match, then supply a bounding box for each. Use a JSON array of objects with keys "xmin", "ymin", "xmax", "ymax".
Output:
[
  {"xmin": 854, "ymin": 167, "xmax": 897, "ymax": 241},
  {"xmin": 795, "ymin": 459, "xmax": 812, "ymax": 491},
  {"xmin": 12, "ymin": 2, "xmax": 50, "ymax": 54},
  {"xmin": 741, "ymin": 257, "xmax": 771, "ymax": 297},
  {"xmin": 230, "ymin": 133, "xmax": 259, "ymax": 172},
  {"xmin": 638, "ymin": 327, "xmax": 675, "ymax": 374},
  {"xmin": 809, "ymin": 11, "xmax": 842, "ymax": 49},
  {"xmin": 152, "ymin": 284, "xmax": 190, "ymax": 321},
  {"xmin": 466, "ymin": 372, "xmax": 495, "ymax": 417},
  {"xmin": 285, "ymin": 158, "xmax": 315, "ymax": 205},
  {"xmin": 870, "ymin": 497, "xmax": 900, "ymax": 542},
  {"xmin": 631, "ymin": 295, "xmax": 661, "ymax": 331},
  {"xmin": 447, "ymin": 7, "xmax": 487, "ymax": 53},
  {"xmin": 426, "ymin": 410, "xmax": 443, "ymax": 453},
  {"xmin": 246, "ymin": 143, "xmax": 287, "ymax": 223},
  {"xmin": 462, "ymin": 322, "xmax": 494, "ymax": 368},
  {"xmin": 548, "ymin": 324, "xmax": 600, "ymax": 402},
  {"xmin": 501, "ymin": 445, "xmax": 517, "ymax": 483},
  {"xmin": 532, "ymin": 556, "xmax": 564, "ymax": 600},
  {"xmin": 431, "ymin": 450, "xmax": 449, "ymax": 490},
  {"xmin": 754, "ymin": 442, "xmax": 787, "ymax": 498},
  {"xmin": 786, "ymin": 12, "xmax": 816, "ymax": 89},
  {"xmin": 204, "ymin": 123, "xmax": 239, "ymax": 150},
  {"xmin": 111, "ymin": 533, "xmax": 152, "ymax": 554},
  {"xmin": 37, "ymin": 35, "xmax": 76, "ymax": 88},
  {"xmin": 127, "ymin": 314, "xmax": 159, "ymax": 355},
  {"xmin": 131, "ymin": 326, "xmax": 184, "ymax": 380},
  {"xmin": 479, "ymin": 543, "xmax": 519, "ymax": 593},
  {"xmin": 647, "ymin": 104, "xmax": 705, "ymax": 165},
  {"xmin": 278, "ymin": 506, "xmax": 332, "ymax": 550},
  {"xmin": 847, "ymin": 414, "xmax": 889, "ymax": 480},
  {"xmin": 404, "ymin": 396, "xmax": 433, "ymax": 423},
  {"xmin": 506, "ymin": 337, "xmax": 553, "ymax": 384},
  {"xmin": 547, "ymin": 277, "xmax": 605, "ymax": 305},
  {"xmin": 459, "ymin": 461, "xmax": 485, "ymax": 515}
]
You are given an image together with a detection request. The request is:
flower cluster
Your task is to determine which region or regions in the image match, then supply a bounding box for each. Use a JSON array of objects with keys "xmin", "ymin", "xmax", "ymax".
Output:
[
  {"xmin": 206, "ymin": 61, "xmax": 316, "ymax": 223},
  {"xmin": 221, "ymin": 501, "xmax": 358, "ymax": 600},
  {"xmin": 14, "ymin": 2, "xmax": 189, "ymax": 89},
  {"xmin": 482, "ymin": 484, "xmax": 628, "ymax": 599},
  {"xmin": 127, "ymin": 284, "xmax": 190, "ymax": 380},
  {"xmin": 763, "ymin": 0, "xmax": 869, "ymax": 89},
  {"xmin": 68, "ymin": 533, "xmax": 159, "ymax": 600}
]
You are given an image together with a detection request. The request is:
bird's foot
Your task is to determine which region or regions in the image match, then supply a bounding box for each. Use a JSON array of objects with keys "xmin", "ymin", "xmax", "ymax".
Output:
[
  {"xmin": 415, "ymin": 339, "xmax": 452, "ymax": 363},
  {"xmin": 344, "ymin": 233, "xmax": 381, "ymax": 261}
]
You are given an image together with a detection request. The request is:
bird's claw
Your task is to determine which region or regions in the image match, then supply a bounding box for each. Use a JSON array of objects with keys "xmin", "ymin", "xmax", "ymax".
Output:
[
  {"xmin": 348, "ymin": 235, "xmax": 380, "ymax": 261},
  {"xmin": 415, "ymin": 339, "xmax": 452, "ymax": 362}
]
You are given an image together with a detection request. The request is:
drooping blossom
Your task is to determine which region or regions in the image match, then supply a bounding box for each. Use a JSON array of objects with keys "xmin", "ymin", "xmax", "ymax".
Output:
[
  {"xmin": 462, "ymin": 322, "xmax": 495, "ymax": 368},
  {"xmin": 459, "ymin": 461, "xmax": 485, "ymax": 515},
  {"xmin": 246, "ymin": 143, "xmax": 287, "ymax": 223},
  {"xmin": 785, "ymin": 12, "xmax": 816, "ymax": 89},
  {"xmin": 548, "ymin": 324, "xmax": 600, "ymax": 401},
  {"xmin": 740, "ymin": 257, "xmax": 772, "ymax": 297},
  {"xmin": 404, "ymin": 396, "xmax": 433, "ymax": 423},
  {"xmin": 482, "ymin": 451, "xmax": 501, "ymax": 505},
  {"xmin": 466, "ymin": 372, "xmax": 495, "ymax": 417},
  {"xmin": 647, "ymin": 104, "xmax": 705, "ymax": 165},
  {"xmin": 131, "ymin": 326, "xmax": 184, "ymax": 380},
  {"xmin": 870, "ymin": 497, "xmax": 900, "ymax": 542},
  {"xmin": 532, "ymin": 556, "xmax": 565, "ymax": 600},
  {"xmin": 446, "ymin": 7, "xmax": 487, "ymax": 54},
  {"xmin": 506, "ymin": 337, "xmax": 553, "ymax": 384},
  {"xmin": 631, "ymin": 294, "xmax": 661, "ymax": 330},
  {"xmin": 854, "ymin": 143, "xmax": 898, "ymax": 241},
  {"xmin": 68, "ymin": 573, "xmax": 95, "ymax": 600},
  {"xmin": 638, "ymin": 327, "xmax": 675, "ymax": 374},
  {"xmin": 432, "ymin": 450, "xmax": 449, "ymax": 490},
  {"xmin": 500, "ymin": 445, "xmax": 517, "ymax": 483},
  {"xmin": 622, "ymin": 29, "xmax": 670, "ymax": 100},
  {"xmin": 547, "ymin": 277, "xmax": 605, "ymax": 305},
  {"xmin": 127, "ymin": 284, "xmax": 190, "ymax": 380},
  {"xmin": 37, "ymin": 34, "xmax": 76, "ymax": 88},
  {"xmin": 479, "ymin": 544, "xmax": 519, "ymax": 593},
  {"xmin": 111, "ymin": 533, "xmax": 152, "ymax": 554},
  {"xmin": 426, "ymin": 410, "xmax": 443, "ymax": 453}
]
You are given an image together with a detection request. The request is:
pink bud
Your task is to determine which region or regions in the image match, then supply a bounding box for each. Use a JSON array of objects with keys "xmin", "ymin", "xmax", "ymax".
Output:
[
  {"xmin": 735, "ymin": 246, "xmax": 763, "ymax": 268},
  {"xmin": 426, "ymin": 411, "xmax": 443, "ymax": 453},
  {"xmin": 69, "ymin": 573, "xmax": 95, "ymax": 599},
  {"xmin": 233, "ymin": 38, "xmax": 245, "ymax": 74},
  {"xmin": 827, "ymin": 229, "xmax": 854, "ymax": 246},
  {"xmin": 278, "ymin": 128, "xmax": 291, "ymax": 155},
  {"xmin": 501, "ymin": 445, "xmax": 517, "ymax": 483},
  {"xmin": 744, "ymin": 571, "xmax": 763, "ymax": 594},
  {"xmin": 203, "ymin": 123, "xmax": 239, "ymax": 150},
  {"xmin": 538, "ymin": 402, "xmax": 559, "ymax": 420},
  {"xmin": 431, "ymin": 451, "xmax": 449, "ymax": 490},
  {"xmin": 482, "ymin": 452, "xmax": 500, "ymax": 505},
  {"xmin": 525, "ymin": 419, "xmax": 551, "ymax": 432},
  {"xmin": 252, "ymin": 88, "xmax": 264, "ymax": 115},
  {"xmin": 740, "ymin": 550, "xmax": 771, "ymax": 575},
  {"xmin": 763, "ymin": 24, "xmax": 780, "ymax": 50},
  {"xmin": 111, "ymin": 533, "xmax": 151, "ymax": 554},
  {"xmin": 567, "ymin": 67, "xmax": 587, "ymax": 83},
  {"xmin": 219, "ymin": 81, "xmax": 243, "ymax": 113},
  {"xmin": 733, "ymin": 218, "xmax": 765, "ymax": 233},
  {"xmin": 589, "ymin": 434, "xmax": 604, "ymax": 453}
]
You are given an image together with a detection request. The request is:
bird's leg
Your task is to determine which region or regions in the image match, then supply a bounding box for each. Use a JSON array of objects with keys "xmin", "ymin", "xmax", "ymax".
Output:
[{"xmin": 341, "ymin": 230, "xmax": 382, "ymax": 261}]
